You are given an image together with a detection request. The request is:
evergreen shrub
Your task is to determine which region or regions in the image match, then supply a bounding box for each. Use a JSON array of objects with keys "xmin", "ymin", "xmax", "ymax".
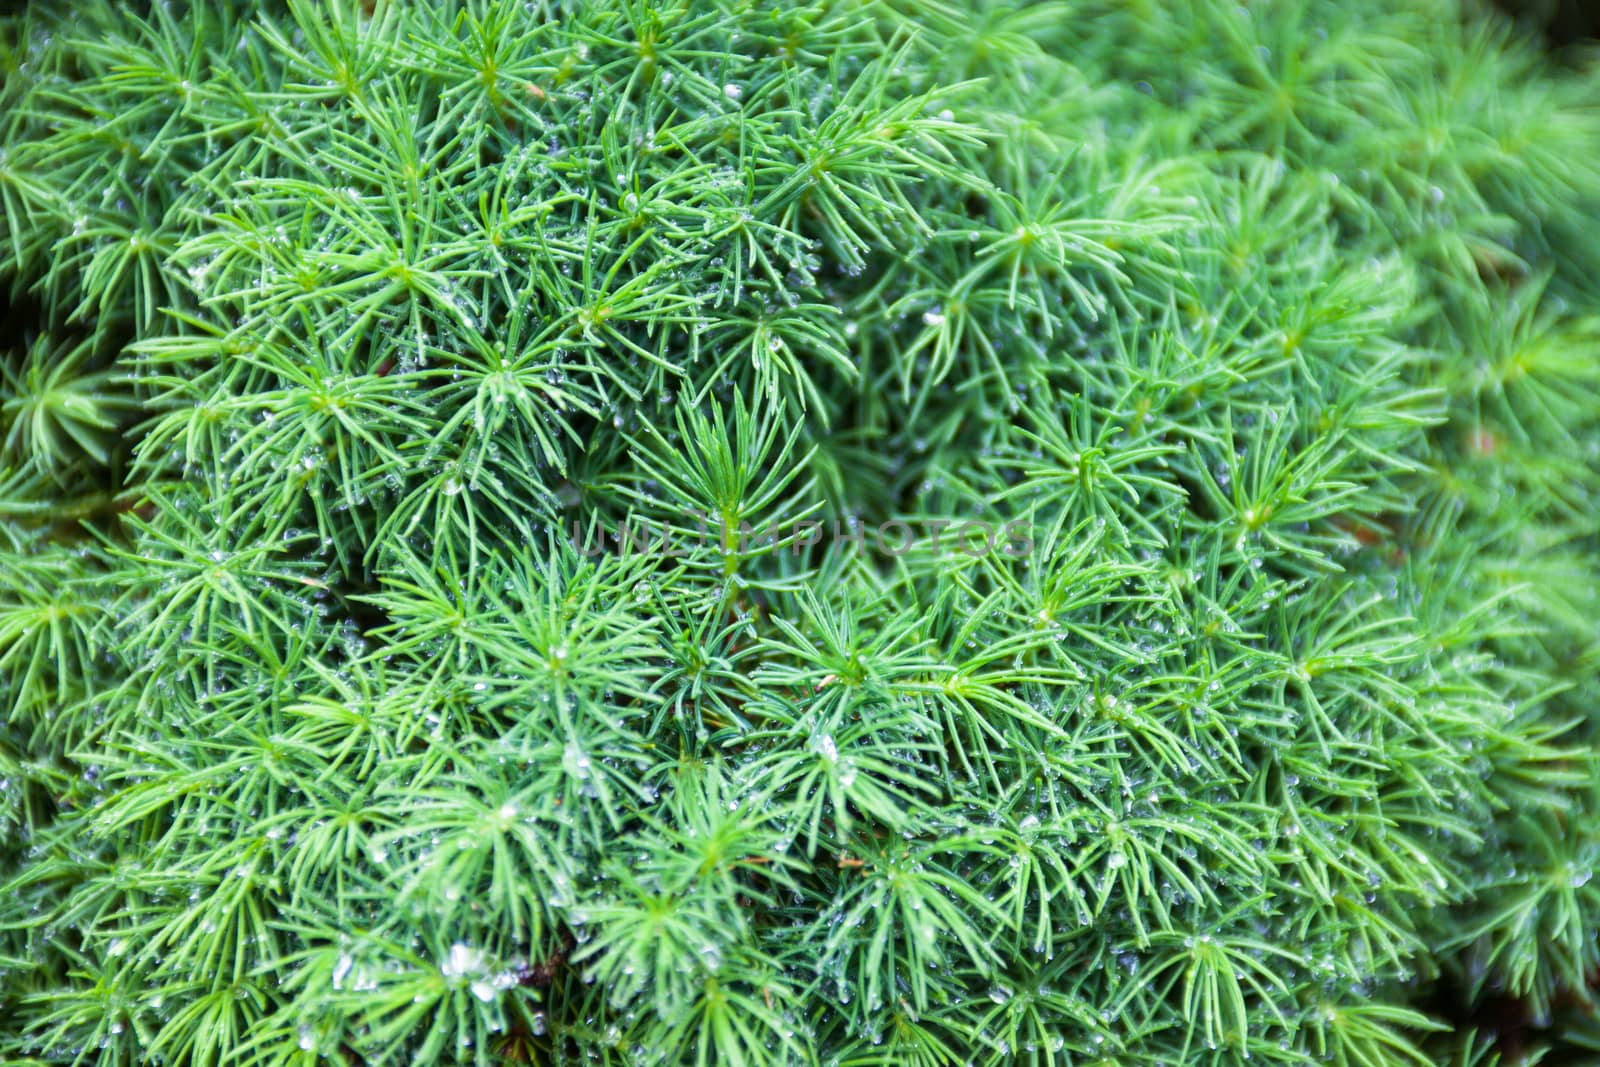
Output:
[{"xmin": 2, "ymin": 0, "xmax": 1599, "ymax": 1063}]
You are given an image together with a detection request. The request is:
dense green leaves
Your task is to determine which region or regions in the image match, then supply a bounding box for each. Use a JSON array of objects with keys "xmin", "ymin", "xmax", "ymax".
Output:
[{"xmin": 2, "ymin": 0, "xmax": 1599, "ymax": 1064}]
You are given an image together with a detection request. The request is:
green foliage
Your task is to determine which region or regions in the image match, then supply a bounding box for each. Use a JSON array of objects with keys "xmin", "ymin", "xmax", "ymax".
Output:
[{"xmin": 1, "ymin": 0, "xmax": 1598, "ymax": 1064}]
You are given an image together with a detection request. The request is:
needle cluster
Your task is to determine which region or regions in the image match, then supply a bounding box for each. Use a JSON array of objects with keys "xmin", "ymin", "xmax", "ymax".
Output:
[{"xmin": 2, "ymin": 1, "xmax": 1599, "ymax": 1064}]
